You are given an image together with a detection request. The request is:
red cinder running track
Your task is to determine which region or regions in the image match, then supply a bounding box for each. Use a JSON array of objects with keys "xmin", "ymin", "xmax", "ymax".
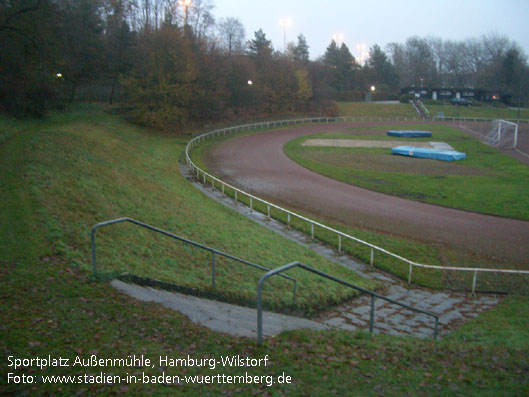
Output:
[{"xmin": 205, "ymin": 122, "xmax": 529, "ymax": 264}]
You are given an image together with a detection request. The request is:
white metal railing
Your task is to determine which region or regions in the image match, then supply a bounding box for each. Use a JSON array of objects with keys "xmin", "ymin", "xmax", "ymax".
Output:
[
  {"xmin": 410, "ymin": 100, "xmax": 421, "ymax": 117},
  {"xmin": 185, "ymin": 117, "xmax": 529, "ymax": 293},
  {"xmin": 433, "ymin": 116, "xmax": 529, "ymax": 124},
  {"xmin": 417, "ymin": 100, "xmax": 430, "ymax": 117}
]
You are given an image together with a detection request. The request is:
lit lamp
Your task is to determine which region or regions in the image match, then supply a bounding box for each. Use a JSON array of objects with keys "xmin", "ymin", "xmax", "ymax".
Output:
[{"xmin": 366, "ymin": 85, "xmax": 375, "ymax": 102}]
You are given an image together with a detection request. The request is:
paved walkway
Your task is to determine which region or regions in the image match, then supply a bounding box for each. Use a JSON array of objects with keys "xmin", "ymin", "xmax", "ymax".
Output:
[
  {"xmin": 317, "ymin": 286, "xmax": 498, "ymax": 338},
  {"xmin": 108, "ymin": 163, "xmax": 501, "ymax": 340},
  {"xmin": 111, "ymin": 280, "xmax": 328, "ymax": 338}
]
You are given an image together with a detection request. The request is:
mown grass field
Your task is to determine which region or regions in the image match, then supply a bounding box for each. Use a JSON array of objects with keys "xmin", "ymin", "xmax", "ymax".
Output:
[
  {"xmin": 2, "ymin": 104, "xmax": 529, "ymax": 395},
  {"xmin": 283, "ymin": 124, "xmax": 529, "ymax": 221}
]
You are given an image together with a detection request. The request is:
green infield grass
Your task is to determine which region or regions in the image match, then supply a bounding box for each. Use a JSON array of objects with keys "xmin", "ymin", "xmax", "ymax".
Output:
[{"xmin": 284, "ymin": 124, "xmax": 529, "ymax": 221}]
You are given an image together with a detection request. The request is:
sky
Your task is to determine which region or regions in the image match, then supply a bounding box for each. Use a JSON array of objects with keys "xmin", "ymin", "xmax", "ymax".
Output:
[{"xmin": 212, "ymin": 0, "xmax": 529, "ymax": 61}]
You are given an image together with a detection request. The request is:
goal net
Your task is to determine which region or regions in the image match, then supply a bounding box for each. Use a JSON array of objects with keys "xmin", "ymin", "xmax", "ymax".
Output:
[{"xmin": 486, "ymin": 119, "xmax": 519, "ymax": 149}]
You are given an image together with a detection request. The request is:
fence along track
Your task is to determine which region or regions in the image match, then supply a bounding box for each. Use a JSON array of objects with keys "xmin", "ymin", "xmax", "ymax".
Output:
[{"xmin": 185, "ymin": 117, "xmax": 529, "ymax": 293}]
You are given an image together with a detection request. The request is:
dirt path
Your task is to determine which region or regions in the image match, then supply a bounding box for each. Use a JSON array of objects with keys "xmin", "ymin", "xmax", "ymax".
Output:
[{"xmin": 205, "ymin": 122, "xmax": 529, "ymax": 263}]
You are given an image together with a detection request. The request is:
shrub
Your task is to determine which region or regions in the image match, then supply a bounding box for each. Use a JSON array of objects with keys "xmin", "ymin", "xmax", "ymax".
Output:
[
  {"xmin": 423, "ymin": 99, "xmax": 443, "ymax": 105},
  {"xmin": 399, "ymin": 94, "xmax": 413, "ymax": 103}
]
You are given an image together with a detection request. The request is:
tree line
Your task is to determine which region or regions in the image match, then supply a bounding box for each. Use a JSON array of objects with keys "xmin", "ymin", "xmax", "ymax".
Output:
[
  {"xmin": 387, "ymin": 34, "xmax": 529, "ymax": 99},
  {"xmin": 1, "ymin": 0, "xmax": 528, "ymax": 128}
]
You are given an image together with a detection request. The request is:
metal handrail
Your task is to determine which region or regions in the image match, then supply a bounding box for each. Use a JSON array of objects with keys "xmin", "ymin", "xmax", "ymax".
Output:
[
  {"xmin": 433, "ymin": 116, "xmax": 529, "ymax": 124},
  {"xmin": 91, "ymin": 217, "xmax": 297, "ymax": 302},
  {"xmin": 417, "ymin": 99, "xmax": 430, "ymax": 116},
  {"xmin": 184, "ymin": 117, "xmax": 529, "ymax": 293},
  {"xmin": 256, "ymin": 262, "xmax": 439, "ymax": 344},
  {"xmin": 410, "ymin": 100, "xmax": 422, "ymax": 117}
]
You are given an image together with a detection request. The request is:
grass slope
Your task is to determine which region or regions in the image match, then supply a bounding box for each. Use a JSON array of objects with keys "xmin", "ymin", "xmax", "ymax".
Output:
[
  {"xmin": 426, "ymin": 104, "xmax": 529, "ymax": 120},
  {"xmin": 2, "ymin": 104, "xmax": 377, "ymax": 315},
  {"xmin": 2, "ymin": 105, "xmax": 528, "ymax": 395},
  {"xmin": 337, "ymin": 100, "xmax": 529, "ymax": 120},
  {"xmin": 337, "ymin": 102, "xmax": 417, "ymax": 118}
]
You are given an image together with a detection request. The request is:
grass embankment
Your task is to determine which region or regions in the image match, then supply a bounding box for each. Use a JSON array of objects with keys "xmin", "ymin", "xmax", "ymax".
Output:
[
  {"xmin": 426, "ymin": 104, "xmax": 529, "ymax": 120},
  {"xmin": 337, "ymin": 102, "xmax": 417, "ymax": 118},
  {"xmin": 2, "ymin": 105, "xmax": 529, "ymax": 395},
  {"xmin": 284, "ymin": 124, "xmax": 529, "ymax": 221},
  {"xmin": 1, "ymin": 104, "xmax": 377, "ymax": 316},
  {"xmin": 337, "ymin": 100, "xmax": 529, "ymax": 120}
]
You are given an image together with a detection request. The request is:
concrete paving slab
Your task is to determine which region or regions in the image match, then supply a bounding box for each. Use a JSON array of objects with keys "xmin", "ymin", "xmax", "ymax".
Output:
[{"xmin": 112, "ymin": 280, "xmax": 328, "ymax": 339}]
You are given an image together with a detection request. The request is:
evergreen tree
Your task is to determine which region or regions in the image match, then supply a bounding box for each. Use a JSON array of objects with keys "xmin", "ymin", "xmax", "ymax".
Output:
[
  {"xmin": 323, "ymin": 40, "xmax": 357, "ymax": 99},
  {"xmin": 367, "ymin": 44, "xmax": 399, "ymax": 91},
  {"xmin": 292, "ymin": 34, "xmax": 310, "ymax": 65},
  {"xmin": 247, "ymin": 29, "xmax": 272, "ymax": 59}
]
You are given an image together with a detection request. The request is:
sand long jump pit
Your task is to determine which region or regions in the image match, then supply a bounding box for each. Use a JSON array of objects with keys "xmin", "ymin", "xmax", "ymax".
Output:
[{"xmin": 302, "ymin": 139, "xmax": 455, "ymax": 150}]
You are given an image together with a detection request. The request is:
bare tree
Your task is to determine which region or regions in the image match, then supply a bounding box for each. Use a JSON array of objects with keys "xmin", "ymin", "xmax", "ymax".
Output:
[
  {"xmin": 188, "ymin": 0, "xmax": 214, "ymax": 38},
  {"xmin": 427, "ymin": 36, "xmax": 446, "ymax": 85},
  {"xmin": 217, "ymin": 17, "xmax": 245, "ymax": 55},
  {"xmin": 386, "ymin": 42, "xmax": 407, "ymax": 85},
  {"xmin": 404, "ymin": 36, "xmax": 437, "ymax": 87}
]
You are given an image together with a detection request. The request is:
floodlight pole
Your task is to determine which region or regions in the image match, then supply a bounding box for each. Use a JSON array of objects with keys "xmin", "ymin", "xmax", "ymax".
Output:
[
  {"xmin": 280, "ymin": 19, "xmax": 291, "ymax": 55},
  {"xmin": 283, "ymin": 25, "xmax": 286, "ymax": 53}
]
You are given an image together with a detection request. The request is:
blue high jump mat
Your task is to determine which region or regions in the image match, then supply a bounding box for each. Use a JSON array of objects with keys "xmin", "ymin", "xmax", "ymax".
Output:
[
  {"xmin": 387, "ymin": 130, "xmax": 432, "ymax": 138},
  {"xmin": 392, "ymin": 146, "xmax": 467, "ymax": 162}
]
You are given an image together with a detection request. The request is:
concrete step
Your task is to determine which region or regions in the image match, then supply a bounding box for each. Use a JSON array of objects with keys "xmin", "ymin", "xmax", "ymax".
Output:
[{"xmin": 111, "ymin": 280, "xmax": 328, "ymax": 339}]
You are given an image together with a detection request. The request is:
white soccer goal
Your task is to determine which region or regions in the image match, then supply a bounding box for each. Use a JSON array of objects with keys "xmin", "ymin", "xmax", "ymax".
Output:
[{"xmin": 486, "ymin": 119, "xmax": 519, "ymax": 149}]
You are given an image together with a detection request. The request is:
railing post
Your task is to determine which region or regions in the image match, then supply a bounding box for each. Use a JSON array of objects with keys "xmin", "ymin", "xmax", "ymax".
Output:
[
  {"xmin": 287, "ymin": 213, "xmax": 291, "ymax": 228},
  {"xmin": 408, "ymin": 262, "xmax": 413, "ymax": 284},
  {"xmin": 369, "ymin": 295, "xmax": 375, "ymax": 333},
  {"xmin": 222, "ymin": 183, "xmax": 225, "ymax": 194},
  {"xmin": 311, "ymin": 223, "xmax": 314, "ymax": 239},
  {"xmin": 250, "ymin": 197, "xmax": 253, "ymax": 213},
  {"xmin": 338, "ymin": 235, "xmax": 342, "ymax": 253},
  {"xmin": 472, "ymin": 270, "xmax": 478, "ymax": 295},
  {"xmin": 370, "ymin": 248, "xmax": 374, "ymax": 266},
  {"xmin": 257, "ymin": 277, "xmax": 264, "ymax": 345},
  {"xmin": 211, "ymin": 251, "xmax": 216, "ymax": 289},
  {"xmin": 91, "ymin": 229, "xmax": 97, "ymax": 276},
  {"xmin": 267, "ymin": 205, "xmax": 271, "ymax": 219},
  {"xmin": 235, "ymin": 191, "xmax": 237, "ymax": 202}
]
